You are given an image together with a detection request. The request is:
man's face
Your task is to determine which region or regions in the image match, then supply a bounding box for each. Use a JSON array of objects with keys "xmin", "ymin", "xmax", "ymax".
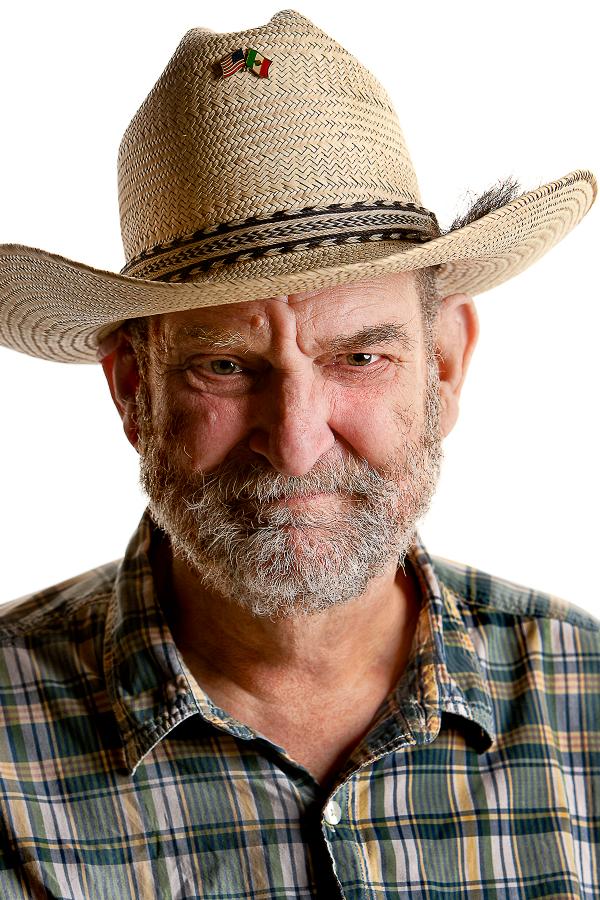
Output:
[{"xmin": 134, "ymin": 272, "xmax": 444, "ymax": 617}]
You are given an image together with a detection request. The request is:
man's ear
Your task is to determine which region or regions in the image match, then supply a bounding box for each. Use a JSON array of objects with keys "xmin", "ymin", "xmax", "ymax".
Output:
[
  {"xmin": 99, "ymin": 329, "xmax": 141, "ymax": 450},
  {"xmin": 435, "ymin": 293, "xmax": 479, "ymax": 437}
]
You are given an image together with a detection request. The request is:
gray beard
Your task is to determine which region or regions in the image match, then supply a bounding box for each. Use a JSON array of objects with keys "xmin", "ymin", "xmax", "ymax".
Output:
[{"xmin": 138, "ymin": 357, "xmax": 442, "ymax": 619}]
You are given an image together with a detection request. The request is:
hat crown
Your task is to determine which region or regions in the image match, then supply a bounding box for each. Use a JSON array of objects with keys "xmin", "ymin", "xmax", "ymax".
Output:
[{"xmin": 117, "ymin": 10, "xmax": 423, "ymax": 274}]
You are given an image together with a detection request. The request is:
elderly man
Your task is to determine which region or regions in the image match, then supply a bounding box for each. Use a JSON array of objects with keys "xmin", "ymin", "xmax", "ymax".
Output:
[{"xmin": 0, "ymin": 10, "xmax": 598, "ymax": 899}]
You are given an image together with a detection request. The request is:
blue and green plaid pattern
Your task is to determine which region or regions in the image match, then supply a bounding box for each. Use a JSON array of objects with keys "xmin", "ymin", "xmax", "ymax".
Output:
[{"xmin": 0, "ymin": 510, "xmax": 598, "ymax": 898}]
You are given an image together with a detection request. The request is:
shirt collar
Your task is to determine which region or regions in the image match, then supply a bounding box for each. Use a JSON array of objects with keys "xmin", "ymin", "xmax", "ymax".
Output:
[
  {"xmin": 104, "ymin": 512, "xmax": 495, "ymax": 775},
  {"xmin": 105, "ymin": 510, "xmax": 267, "ymax": 775},
  {"xmin": 399, "ymin": 537, "xmax": 496, "ymax": 753},
  {"xmin": 103, "ymin": 510, "xmax": 200, "ymax": 774}
]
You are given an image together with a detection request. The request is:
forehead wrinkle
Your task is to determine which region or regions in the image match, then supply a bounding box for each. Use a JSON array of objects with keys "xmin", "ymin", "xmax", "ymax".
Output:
[{"xmin": 286, "ymin": 272, "xmax": 415, "ymax": 304}]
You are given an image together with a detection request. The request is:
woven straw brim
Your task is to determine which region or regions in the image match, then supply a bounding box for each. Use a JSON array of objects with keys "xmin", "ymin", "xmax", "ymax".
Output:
[{"xmin": 0, "ymin": 169, "xmax": 595, "ymax": 363}]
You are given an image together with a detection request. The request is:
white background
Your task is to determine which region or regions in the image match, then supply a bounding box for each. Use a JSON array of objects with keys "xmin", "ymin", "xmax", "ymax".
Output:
[{"xmin": 0, "ymin": 1, "xmax": 598, "ymax": 613}]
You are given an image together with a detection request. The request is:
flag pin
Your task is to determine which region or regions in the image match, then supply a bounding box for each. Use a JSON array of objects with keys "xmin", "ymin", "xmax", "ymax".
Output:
[
  {"xmin": 219, "ymin": 47, "xmax": 271, "ymax": 79},
  {"xmin": 220, "ymin": 48, "xmax": 246, "ymax": 78},
  {"xmin": 245, "ymin": 48, "xmax": 271, "ymax": 78}
]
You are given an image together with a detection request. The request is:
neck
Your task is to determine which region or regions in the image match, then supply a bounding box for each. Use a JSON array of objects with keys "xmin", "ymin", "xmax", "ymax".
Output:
[{"xmin": 156, "ymin": 542, "xmax": 422, "ymax": 705}]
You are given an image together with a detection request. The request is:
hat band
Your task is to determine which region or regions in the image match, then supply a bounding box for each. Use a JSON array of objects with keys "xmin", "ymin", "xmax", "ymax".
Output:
[{"xmin": 121, "ymin": 200, "xmax": 440, "ymax": 282}]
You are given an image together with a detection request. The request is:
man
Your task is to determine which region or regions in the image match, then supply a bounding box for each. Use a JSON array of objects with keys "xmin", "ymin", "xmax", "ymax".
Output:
[{"xmin": 0, "ymin": 10, "xmax": 598, "ymax": 899}]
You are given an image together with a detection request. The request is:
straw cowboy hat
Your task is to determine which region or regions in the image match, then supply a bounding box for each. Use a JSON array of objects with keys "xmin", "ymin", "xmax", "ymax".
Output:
[{"xmin": 0, "ymin": 9, "xmax": 596, "ymax": 364}]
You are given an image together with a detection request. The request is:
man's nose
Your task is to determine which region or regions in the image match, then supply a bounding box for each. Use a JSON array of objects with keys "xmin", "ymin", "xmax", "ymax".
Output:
[{"xmin": 247, "ymin": 368, "xmax": 336, "ymax": 476}]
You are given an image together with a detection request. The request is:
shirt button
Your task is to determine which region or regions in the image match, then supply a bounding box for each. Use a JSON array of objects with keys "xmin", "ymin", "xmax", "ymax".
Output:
[{"xmin": 323, "ymin": 799, "xmax": 342, "ymax": 826}]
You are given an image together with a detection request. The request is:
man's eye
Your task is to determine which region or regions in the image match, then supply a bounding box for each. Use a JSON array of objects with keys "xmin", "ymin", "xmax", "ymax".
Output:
[
  {"xmin": 209, "ymin": 359, "xmax": 242, "ymax": 375},
  {"xmin": 345, "ymin": 352, "xmax": 380, "ymax": 367}
]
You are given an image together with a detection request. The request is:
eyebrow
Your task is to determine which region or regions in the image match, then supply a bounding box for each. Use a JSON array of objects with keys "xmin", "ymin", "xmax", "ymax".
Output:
[
  {"xmin": 168, "ymin": 324, "xmax": 249, "ymax": 352},
  {"xmin": 325, "ymin": 323, "xmax": 414, "ymax": 354},
  {"xmin": 169, "ymin": 321, "xmax": 414, "ymax": 354}
]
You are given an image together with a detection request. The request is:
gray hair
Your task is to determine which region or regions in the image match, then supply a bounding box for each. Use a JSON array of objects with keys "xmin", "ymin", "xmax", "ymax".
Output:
[{"xmin": 418, "ymin": 175, "xmax": 522, "ymax": 331}]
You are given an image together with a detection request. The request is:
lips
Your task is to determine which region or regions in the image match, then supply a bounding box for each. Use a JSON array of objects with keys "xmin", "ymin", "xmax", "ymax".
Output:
[{"xmin": 271, "ymin": 491, "xmax": 332, "ymax": 503}]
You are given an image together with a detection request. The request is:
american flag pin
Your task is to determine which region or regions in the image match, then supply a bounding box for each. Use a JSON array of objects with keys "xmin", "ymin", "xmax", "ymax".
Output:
[
  {"xmin": 220, "ymin": 47, "xmax": 246, "ymax": 78},
  {"xmin": 245, "ymin": 48, "xmax": 271, "ymax": 78}
]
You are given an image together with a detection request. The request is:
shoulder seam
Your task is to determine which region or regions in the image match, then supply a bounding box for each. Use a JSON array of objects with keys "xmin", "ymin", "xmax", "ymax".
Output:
[
  {"xmin": 434, "ymin": 560, "xmax": 599, "ymax": 633},
  {"xmin": 0, "ymin": 588, "xmax": 113, "ymax": 642}
]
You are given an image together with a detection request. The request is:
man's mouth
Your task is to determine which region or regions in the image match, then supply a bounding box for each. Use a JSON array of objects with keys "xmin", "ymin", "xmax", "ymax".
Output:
[{"xmin": 269, "ymin": 491, "xmax": 334, "ymax": 505}]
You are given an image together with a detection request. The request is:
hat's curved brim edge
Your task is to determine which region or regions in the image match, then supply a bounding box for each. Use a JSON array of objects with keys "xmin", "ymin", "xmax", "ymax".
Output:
[{"xmin": 0, "ymin": 169, "xmax": 596, "ymax": 363}]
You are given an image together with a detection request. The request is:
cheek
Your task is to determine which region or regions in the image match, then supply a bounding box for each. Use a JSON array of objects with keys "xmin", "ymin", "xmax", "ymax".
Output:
[
  {"xmin": 327, "ymin": 390, "xmax": 413, "ymax": 463},
  {"xmin": 156, "ymin": 393, "xmax": 251, "ymax": 469},
  {"xmin": 328, "ymin": 378, "xmax": 428, "ymax": 460}
]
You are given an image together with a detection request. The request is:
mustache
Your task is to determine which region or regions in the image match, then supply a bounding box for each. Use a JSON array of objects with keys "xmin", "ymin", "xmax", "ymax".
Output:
[{"xmin": 171, "ymin": 449, "xmax": 409, "ymax": 508}]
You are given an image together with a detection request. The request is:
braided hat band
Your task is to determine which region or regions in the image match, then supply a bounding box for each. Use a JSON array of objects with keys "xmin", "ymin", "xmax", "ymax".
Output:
[
  {"xmin": 121, "ymin": 201, "xmax": 440, "ymax": 281},
  {"xmin": 0, "ymin": 10, "xmax": 596, "ymax": 363}
]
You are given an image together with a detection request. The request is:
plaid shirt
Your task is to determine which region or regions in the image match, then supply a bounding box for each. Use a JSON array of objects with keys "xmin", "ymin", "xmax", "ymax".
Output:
[{"xmin": 0, "ymin": 511, "xmax": 598, "ymax": 899}]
